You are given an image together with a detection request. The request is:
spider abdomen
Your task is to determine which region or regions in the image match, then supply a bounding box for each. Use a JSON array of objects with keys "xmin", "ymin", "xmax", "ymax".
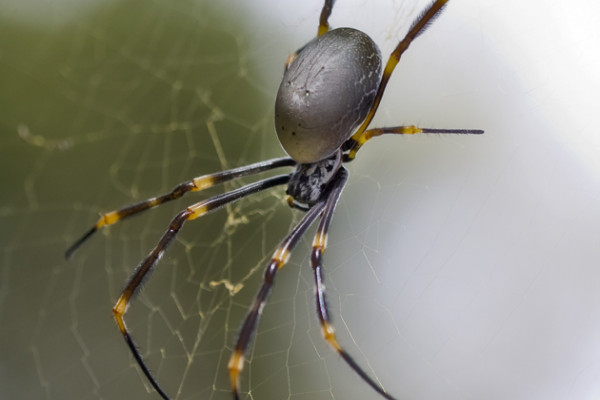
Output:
[{"xmin": 275, "ymin": 27, "xmax": 382, "ymax": 164}]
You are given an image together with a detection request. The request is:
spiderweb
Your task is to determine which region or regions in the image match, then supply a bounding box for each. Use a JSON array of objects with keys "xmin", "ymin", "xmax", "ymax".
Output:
[{"xmin": 2, "ymin": 1, "xmax": 600, "ymax": 400}]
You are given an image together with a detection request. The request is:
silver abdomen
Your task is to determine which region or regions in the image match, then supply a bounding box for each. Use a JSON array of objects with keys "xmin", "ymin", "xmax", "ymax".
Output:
[{"xmin": 275, "ymin": 28, "xmax": 382, "ymax": 163}]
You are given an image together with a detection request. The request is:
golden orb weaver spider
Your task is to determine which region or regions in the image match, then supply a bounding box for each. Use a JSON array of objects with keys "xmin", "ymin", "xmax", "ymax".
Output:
[{"xmin": 66, "ymin": 0, "xmax": 483, "ymax": 399}]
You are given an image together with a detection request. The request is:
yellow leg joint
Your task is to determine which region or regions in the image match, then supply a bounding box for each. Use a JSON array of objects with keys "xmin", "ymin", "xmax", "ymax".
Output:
[
  {"xmin": 399, "ymin": 125, "xmax": 423, "ymax": 135},
  {"xmin": 97, "ymin": 211, "xmax": 120, "ymax": 228},
  {"xmin": 192, "ymin": 175, "xmax": 215, "ymax": 191},
  {"xmin": 228, "ymin": 349, "xmax": 245, "ymax": 392},
  {"xmin": 272, "ymin": 247, "xmax": 290, "ymax": 267},
  {"xmin": 113, "ymin": 296, "xmax": 128, "ymax": 333},
  {"xmin": 186, "ymin": 204, "xmax": 208, "ymax": 220},
  {"xmin": 318, "ymin": 24, "xmax": 329, "ymax": 37},
  {"xmin": 286, "ymin": 195, "xmax": 295, "ymax": 208},
  {"xmin": 322, "ymin": 322, "xmax": 342, "ymax": 352},
  {"xmin": 312, "ymin": 231, "xmax": 327, "ymax": 249}
]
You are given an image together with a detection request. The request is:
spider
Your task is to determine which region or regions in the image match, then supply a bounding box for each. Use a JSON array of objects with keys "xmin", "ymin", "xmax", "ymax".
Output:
[{"xmin": 66, "ymin": 0, "xmax": 483, "ymax": 399}]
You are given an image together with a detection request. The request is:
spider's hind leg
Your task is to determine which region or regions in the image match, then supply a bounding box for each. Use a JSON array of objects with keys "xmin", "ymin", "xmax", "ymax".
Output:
[
  {"xmin": 310, "ymin": 168, "xmax": 397, "ymax": 400},
  {"xmin": 228, "ymin": 199, "xmax": 327, "ymax": 399}
]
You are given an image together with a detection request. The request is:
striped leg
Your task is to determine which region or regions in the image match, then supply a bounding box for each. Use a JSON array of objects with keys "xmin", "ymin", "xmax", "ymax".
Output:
[
  {"xmin": 112, "ymin": 174, "xmax": 290, "ymax": 400},
  {"xmin": 311, "ymin": 168, "xmax": 396, "ymax": 399},
  {"xmin": 318, "ymin": 0, "xmax": 335, "ymax": 36},
  {"xmin": 228, "ymin": 198, "xmax": 328, "ymax": 399},
  {"xmin": 285, "ymin": 0, "xmax": 336, "ymax": 69},
  {"xmin": 65, "ymin": 157, "xmax": 294, "ymax": 259},
  {"xmin": 343, "ymin": 125, "xmax": 484, "ymax": 160},
  {"xmin": 346, "ymin": 0, "xmax": 451, "ymax": 159}
]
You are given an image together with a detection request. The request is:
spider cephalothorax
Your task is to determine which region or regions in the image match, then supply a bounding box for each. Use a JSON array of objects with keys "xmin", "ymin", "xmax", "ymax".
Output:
[{"xmin": 286, "ymin": 150, "xmax": 343, "ymax": 207}]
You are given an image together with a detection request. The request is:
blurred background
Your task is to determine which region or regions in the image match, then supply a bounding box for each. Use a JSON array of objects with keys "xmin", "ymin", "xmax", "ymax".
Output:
[{"xmin": 1, "ymin": 0, "xmax": 599, "ymax": 399}]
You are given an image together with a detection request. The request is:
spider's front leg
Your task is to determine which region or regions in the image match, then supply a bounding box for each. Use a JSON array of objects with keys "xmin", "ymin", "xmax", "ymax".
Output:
[{"xmin": 285, "ymin": 0, "xmax": 335, "ymax": 70}]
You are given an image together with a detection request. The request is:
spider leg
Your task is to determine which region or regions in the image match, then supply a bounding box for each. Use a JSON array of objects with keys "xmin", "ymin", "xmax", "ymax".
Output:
[
  {"xmin": 310, "ymin": 169, "xmax": 396, "ymax": 400},
  {"xmin": 228, "ymin": 197, "xmax": 329, "ymax": 399},
  {"xmin": 65, "ymin": 157, "xmax": 294, "ymax": 259},
  {"xmin": 318, "ymin": 0, "xmax": 335, "ymax": 36},
  {"xmin": 112, "ymin": 174, "xmax": 290, "ymax": 400},
  {"xmin": 346, "ymin": 0, "xmax": 451, "ymax": 159},
  {"xmin": 285, "ymin": 0, "xmax": 336, "ymax": 69},
  {"xmin": 343, "ymin": 125, "xmax": 484, "ymax": 159}
]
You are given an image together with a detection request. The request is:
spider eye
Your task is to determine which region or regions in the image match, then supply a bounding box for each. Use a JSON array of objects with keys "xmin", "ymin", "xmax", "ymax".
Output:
[{"xmin": 275, "ymin": 28, "xmax": 382, "ymax": 164}]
